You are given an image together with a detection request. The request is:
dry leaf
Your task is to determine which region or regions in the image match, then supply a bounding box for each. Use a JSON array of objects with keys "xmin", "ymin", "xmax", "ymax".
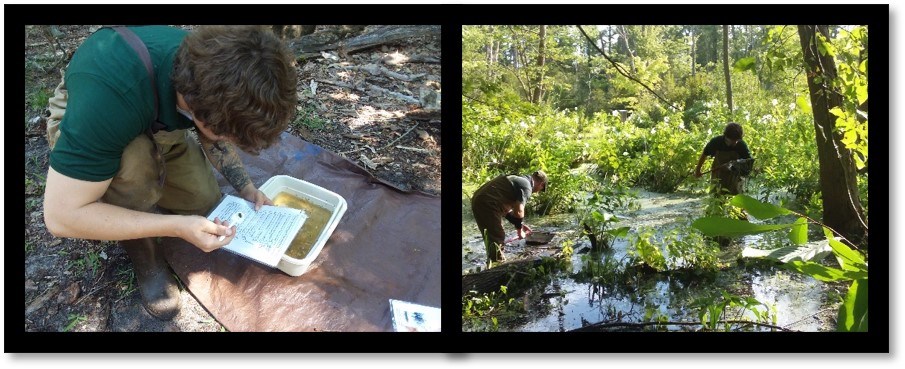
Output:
[
  {"xmin": 320, "ymin": 51, "xmax": 339, "ymax": 61},
  {"xmin": 359, "ymin": 154, "xmax": 377, "ymax": 170},
  {"xmin": 416, "ymin": 129, "xmax": 429, "ymax": 141}
]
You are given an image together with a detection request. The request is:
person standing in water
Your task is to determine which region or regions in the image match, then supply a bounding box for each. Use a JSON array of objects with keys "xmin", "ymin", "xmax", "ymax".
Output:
[
  {"xmin": 694, "ymin": 122, "xmax": 754, "ymax": 195},
  {"xmin": 470, "ymin": 170, "xmax": 548, "ymax": 265}
]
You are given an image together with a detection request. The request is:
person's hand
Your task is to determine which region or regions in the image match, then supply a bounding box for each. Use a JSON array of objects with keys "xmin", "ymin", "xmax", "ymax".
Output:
[
  {"xmin": 518, "ymin": 224, "xmax": 532, "ymax": 239},
  {"xmin": 177, "ymin": 215, "xmax": 237, "ymax": 252},
  {"xmin": 239, "ymin": 184, "xmax": 273, "ymax": 211}
]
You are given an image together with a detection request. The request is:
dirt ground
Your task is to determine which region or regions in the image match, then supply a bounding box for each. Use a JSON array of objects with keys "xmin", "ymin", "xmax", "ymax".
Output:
[{"xmin": 23, "ymin": 25, "xmax": 441, "ymax": 332}]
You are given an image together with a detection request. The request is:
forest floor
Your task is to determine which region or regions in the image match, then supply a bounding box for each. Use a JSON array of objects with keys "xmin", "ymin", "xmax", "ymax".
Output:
[{"xmin": 23, "ymin": 25, "xmax": 441, "ymax": 332}]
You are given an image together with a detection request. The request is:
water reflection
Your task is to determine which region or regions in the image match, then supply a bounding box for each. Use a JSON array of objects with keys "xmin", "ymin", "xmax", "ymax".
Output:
[{"xmin": 462, "ymin": 190, "xmax": 840, "ymax": 332}]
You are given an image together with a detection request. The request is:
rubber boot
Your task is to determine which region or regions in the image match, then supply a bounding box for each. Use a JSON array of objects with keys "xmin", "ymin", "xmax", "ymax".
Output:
[{"xmin": 120, "ymin": 238, "xmax": 181, "ymax": 320}]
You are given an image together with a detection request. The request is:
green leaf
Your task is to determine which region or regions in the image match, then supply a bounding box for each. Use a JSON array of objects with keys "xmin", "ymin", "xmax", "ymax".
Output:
[
  {"xmin": 733, "ymin": 57, "xmax": 757, "ymax": 72},
  {"xmin": 742, "ymin": 242, "xmax": 832, "ymax": 263},
  {"xmin": 817, "ymin": 38, "xmax": 829, "ymax": 56},
  {"xmin": 828, "ymin": 107, "xmax": 846, "ymax": 118},
  {"xmin": 590, "ymin": 211, "xmax": 604, "ymax": 223},
  {"xmin": 606, "ymin": 226, "xmax": 630, "ymax": 239},
  {"xmin": 729, "ymin": 194, "xmax": 792, "ymax": 220},
  {"xmin": 822, "ymin": 227, "xmax": 867, "ymax": 273},
  {"xmin": 816, "ymin": 35, "xmax": 836, "ymax": 57},
  {"xmin": 788, "ymin": 217, "xmax": 808, "ymax": 245},
  {"xmin": 797, "ymin": 95, "xmax": 812, "ymax": 114},
  {"xmin": 692, "ymin": 217, "xmax": 795, "ymax": 237},
  {"xmin": 783, "ymin": 261, "xmax": 867, "ymax": 282},
  {"xmin": 859, "ymin": 59, "xmax": 867, "ymax": 74},
  {"xmin": 855, "ymin": 81, "xmax": 868, "ymax": 105},
  {"xmin": 837, "ymin": 279, "xmax": 868, "ymax": 332}
]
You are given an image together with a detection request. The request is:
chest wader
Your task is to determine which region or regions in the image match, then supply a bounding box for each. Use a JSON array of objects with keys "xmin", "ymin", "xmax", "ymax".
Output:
[
  {"xmin": 106, "ymin": 27, "xmax": 180, "ymax": 320},
  {"xmin": 471, "ymin": 175, "xmax": 519, "ymax": 264},
  {"xmin": 711, "ymin": 150, "xmax": 743, "ymax": 196},
  {"xmin": 709, "ymin": 150, "xmax": 748, "ymax": 247}
]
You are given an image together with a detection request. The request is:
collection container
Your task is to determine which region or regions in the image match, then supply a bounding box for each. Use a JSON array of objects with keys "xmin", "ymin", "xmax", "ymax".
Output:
[{"xmin": 259, "ymin": 175, "xmax": 348, "ymax": 276}]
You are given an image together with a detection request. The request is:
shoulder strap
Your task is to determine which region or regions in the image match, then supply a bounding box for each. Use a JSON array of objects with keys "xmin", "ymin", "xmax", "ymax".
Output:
[{"xmin": 110, "ymin": 26, "xmax": 165, "ymax": 135}]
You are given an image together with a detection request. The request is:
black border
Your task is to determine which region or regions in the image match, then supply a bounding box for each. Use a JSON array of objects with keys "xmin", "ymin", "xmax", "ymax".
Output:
[{"xmin": 5, "ymin": 3, "xmax": 889, "ymax": 354}]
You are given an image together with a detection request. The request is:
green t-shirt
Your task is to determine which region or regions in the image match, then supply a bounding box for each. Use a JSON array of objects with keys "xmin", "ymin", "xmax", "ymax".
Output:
[{"xmin": 50, "ymin": 26, "xmax": 195, "ymax": 182}]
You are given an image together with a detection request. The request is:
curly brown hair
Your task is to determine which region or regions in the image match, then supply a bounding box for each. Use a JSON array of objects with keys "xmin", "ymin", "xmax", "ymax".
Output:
[
  {"xmin": 724, "ymin": 122, "xmax": 743, "ymax": 140},
  {"xmin": 172, "ymin": 25, "xmax": 298, "ymax": 154}
]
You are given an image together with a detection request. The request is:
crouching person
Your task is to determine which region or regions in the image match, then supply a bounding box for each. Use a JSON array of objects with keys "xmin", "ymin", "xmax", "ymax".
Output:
[{"xmin": 43, "ymin": 25, "xmax": 298, "ymax": 320}]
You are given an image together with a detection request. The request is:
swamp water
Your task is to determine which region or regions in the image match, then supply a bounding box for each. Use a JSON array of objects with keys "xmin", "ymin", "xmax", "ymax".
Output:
[
  {"xmin": 273, "ymin": 192, "xmax": 333, "ymax": 259},
  {"xmin": 462, "ymin": 189, "xmax": 840, "ymax": 332}
]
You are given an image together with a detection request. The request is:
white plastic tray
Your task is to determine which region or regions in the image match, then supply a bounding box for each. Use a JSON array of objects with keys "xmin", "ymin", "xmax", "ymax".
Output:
[{"xmin": 259, "ymin": 175, "xmax": 348, "ymax": 276}]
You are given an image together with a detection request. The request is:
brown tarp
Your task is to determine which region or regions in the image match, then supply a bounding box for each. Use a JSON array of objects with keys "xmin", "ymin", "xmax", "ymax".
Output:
[{"xmin": 161, "ymin": 133, "xmax": 441, "ymax": 332}]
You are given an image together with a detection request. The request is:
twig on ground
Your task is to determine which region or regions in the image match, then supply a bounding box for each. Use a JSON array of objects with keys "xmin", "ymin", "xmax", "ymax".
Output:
[
  {"xmin": 316, "ymin": 79, "xmax": 420, "ymax": 105},
  {"xmin": 366, "ymin": 83, "xmax": 420, "ymax": 105},
  {"xmin": 339, "ymin": 122, "xmax": 420, "ymax": 155},
  {"xmin": 408, "ymin": 54, "xmax": 441, "ymax": 64},
  {"xmin": 342, "ymin": 64, "xmax": 427, "ymax": 82},
  {"xmin": 395, "ymin": 145, "xmax": 432, "ymax": 154}
]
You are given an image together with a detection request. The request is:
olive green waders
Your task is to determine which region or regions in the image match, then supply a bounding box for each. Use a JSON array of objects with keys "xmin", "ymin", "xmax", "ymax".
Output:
[
  {"xmin": 46, "ymin": 77, "xmax": 221, "ymax": 321},
  {"xmin": 711, "ymin": 150, "xmax": 743, "ymax": 196},
  {"xmin": 471, "ymin": 175, "xmax": 520, "ymax": 264},
  {"xmin": 709, "ymin": 150, "xmax": 748, "ymax": 246}
]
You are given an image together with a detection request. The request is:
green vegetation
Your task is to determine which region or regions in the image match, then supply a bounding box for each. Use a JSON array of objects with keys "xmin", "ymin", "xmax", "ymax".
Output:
[
  {"xmin": 293, "ymin": 104, "xmax": 327, "ymax": 130},
  {"xmin": 27, "ymin": 87, "xmax": 51, "ymax": 112},
  {"xmin": 115, "ymin": 265, "xmax": 137, "ymax": 301},
  {"xmin": 462, "ymin": 24, "xmax": 869, "ymax": 332},
  {"xmin": 462, "ymin": 286, "xmax": 525, "ymax": 332},
  {"xmin": 25, "ymin": 172, "xmax": 46, "ymax": 196},
  {"xmin": 72, "ymin": 250, "xmax": 102, "ymax": 277},
  {"xmin": 691, "ymin": 291, "xmax": 778, "ymax": 331},
  {"xmin": 462, "ymin": 253, "xmax": 572, "ymax": 332},
  {"xmin": 463, "ymin": 25, "xmax": 867, "ymax": 215},
  {"xmin": 62, "ymin": 313, "xmax": 87, "ymax": 332},
  {"xmin": 693, "ymin": 194, "xmax": 868, "ymax": 332}
]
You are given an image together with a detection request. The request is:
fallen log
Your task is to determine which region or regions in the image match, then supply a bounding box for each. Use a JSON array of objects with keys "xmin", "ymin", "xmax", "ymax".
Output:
[
  {"xmin": 462, "ymin": 258, "xmax": 543, "ymax": 295},
  {"xmin": 289, "ymin": 25, "xmax": 440, "ymax": 59},
  {"xmin": 341, "ymin": 25, "xmax": 441, "ymax": 55}
]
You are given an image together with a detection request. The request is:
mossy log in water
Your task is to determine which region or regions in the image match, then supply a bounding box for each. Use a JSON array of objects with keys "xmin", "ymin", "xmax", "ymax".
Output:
[{"xmin": 462, "ymin": 258, "xmax": 543, "ymax": 295}]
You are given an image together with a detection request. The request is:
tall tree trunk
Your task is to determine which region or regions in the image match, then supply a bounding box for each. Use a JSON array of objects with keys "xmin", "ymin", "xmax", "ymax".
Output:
[
  {"xmin": 607, "ymin": 25, "xmax": 613, "ymax": 54},
  {"xmin": 797, "ymin": 25, "xmax": 868, "ymax": 247},
  {"xmin": 690, "ymin": 26, "xmax": 696, "ymax": 77},
  {"xmin": 722, "ymin": 25, "xmax": 734, "ymax": 116},
  {"xmin": 532, "ymin": 25, "xmax": 546, "ymax": 104},
  {"xmin": 618, "ymin": 25, "xmax": 636, "ymax": 73},
  {"xmin": 486, "ymin": 26, "xmax": 495, "ymax": 78}
]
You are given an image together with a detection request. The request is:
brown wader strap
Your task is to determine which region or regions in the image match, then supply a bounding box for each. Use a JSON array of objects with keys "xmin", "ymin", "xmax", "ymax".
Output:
[{"xmin": 109, "ymin": 26, "xmax": 167, "ymax": 186}]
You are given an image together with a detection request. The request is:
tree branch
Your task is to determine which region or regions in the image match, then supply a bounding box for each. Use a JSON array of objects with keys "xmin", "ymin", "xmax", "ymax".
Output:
[{"xmin": 577, "ymin": 25, "xmax": 681, "ymax": 111}]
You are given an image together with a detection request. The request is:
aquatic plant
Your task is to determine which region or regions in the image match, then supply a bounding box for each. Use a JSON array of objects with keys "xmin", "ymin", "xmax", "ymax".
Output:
[
  {"xmin": 462, "ymin": 285, "xmax": 525, "ymax": 332},
  {"xmin": 691, "ymin": 291, "xmax": 778, "ymax": 332},
  {"xmin": 692, "ymin": 194, "xmax": 868, "ymax": 332}
]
